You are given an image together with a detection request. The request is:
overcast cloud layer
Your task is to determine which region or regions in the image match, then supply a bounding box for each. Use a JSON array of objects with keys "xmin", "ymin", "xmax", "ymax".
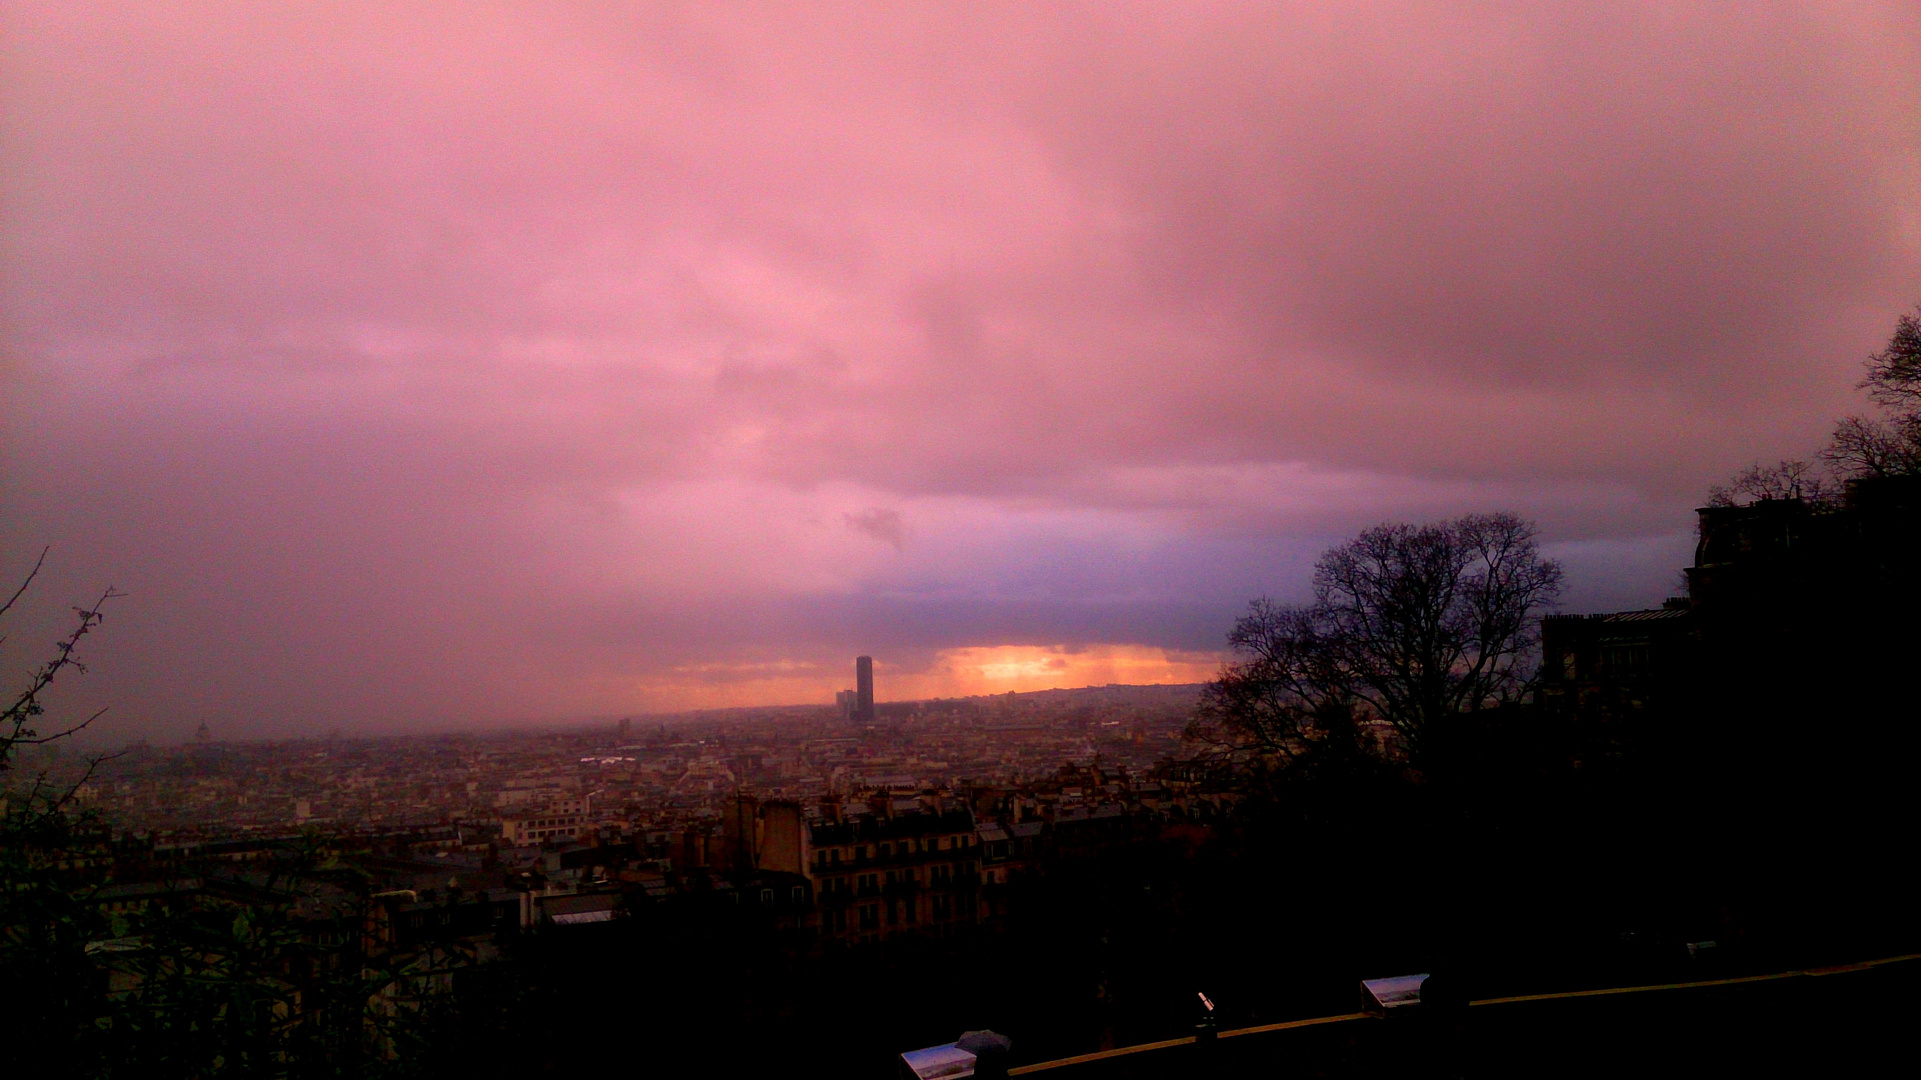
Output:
[{"xmin": 4, "ymin": 2, "xmax": 1919, "ymax": 739}]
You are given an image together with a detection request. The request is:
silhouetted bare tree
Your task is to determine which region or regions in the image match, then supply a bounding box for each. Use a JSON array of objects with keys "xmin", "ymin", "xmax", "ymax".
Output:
[
  {"xmin": 2, "ymin": 554, "xmax": 418, "ymax": 1077},
  {"xmin": 1, "ymin": 548, "xmax": 121, "ymax": 772},
  {"xmin": 1706, "ymin": 459, "xmax": 1840, "ymax": 509},
  {"xmin": 1862, "ymin": 306, "xmax": 1921, "ymax": 411},
  {"xmin": 1823, "ymin": 305, "xmax": 1921, "ymax": 479},
  {"xmin": 1191, "ymin": 598, "xmax": 1363, "ymax": 769},
  {"xmin": 1713, "ymin": 307, "xmax": 1921, "ymax": 504},
  {"xmin": 1193, "ymin": 513, "xmax": 1563, "ymax": 770}
]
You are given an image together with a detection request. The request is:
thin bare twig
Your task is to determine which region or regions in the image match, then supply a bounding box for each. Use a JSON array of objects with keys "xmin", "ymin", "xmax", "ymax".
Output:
[
  {"xmin": 0, "ymin": 546, "xmax": 50, "ymax": 620},
  {"xmin": 50, "ymin": 748, "xmax": 125, "ymax": 812},
  {"xmin": 3, "ymin": 583, "xmax": 124, "ymax": 769},
  {"xmin": 18, "ymin": 705, "xmax": 112, "ymax": 748}
]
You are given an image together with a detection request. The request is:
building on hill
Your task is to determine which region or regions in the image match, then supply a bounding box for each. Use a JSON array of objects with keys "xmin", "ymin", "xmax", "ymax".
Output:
[
  {"xmin": 1540, "ymin": 473, "xmax": 1921, "ymax": 768},
  {"xmin": 1539, "ymin": 602, "xmax": 1697, "ymax": 747},
  {"xmin": 1686, "ymin": 473, "xmax": 1920, "ymax": 619}
]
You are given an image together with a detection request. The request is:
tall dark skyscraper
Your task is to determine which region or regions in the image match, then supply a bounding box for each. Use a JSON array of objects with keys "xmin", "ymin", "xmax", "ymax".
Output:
[{"xmin": 856, "ymin": 655, "xmax": 875, "ymax": 724}]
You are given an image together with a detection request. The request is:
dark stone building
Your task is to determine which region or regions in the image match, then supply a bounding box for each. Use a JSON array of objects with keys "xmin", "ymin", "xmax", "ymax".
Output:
[
  {"xmin": 1540, "ymin": 602, "xmax": 1696, "ymax": 752},
  {"xmin": 1539, "ymin": 474, "xmax": 1921, "ymax": 934},
  {"xmin": 1541, "ymin": 474, "xmax": 1920, "ymax": 737}
]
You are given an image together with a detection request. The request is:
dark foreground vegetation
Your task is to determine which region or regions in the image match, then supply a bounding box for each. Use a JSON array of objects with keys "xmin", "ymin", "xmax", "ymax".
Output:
[{"xmin": 6, "ymin": 310, "xmax": 1921, "ymax": 1077}]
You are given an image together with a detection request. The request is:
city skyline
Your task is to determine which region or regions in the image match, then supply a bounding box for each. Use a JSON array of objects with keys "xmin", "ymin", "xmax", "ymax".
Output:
[
  {"xmin": 6, "ymin": 7, "xmax": 1920, "ymax": 1075},
  {"xmin": 5, "ymin": 3, "xmax": 1920, "ymax": 740}
]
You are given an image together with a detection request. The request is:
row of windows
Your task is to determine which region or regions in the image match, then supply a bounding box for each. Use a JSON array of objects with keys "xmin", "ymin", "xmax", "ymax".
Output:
[
  {"xmin": 835, "ymin": 897, "xmax": 925, "ymax": 933},
  {"xmin": 814, "ymin": 834, "xmax": 975, "ymax": 867},
  {"xmin": 822, "ymin": 892, "xmax": 983, "ymax": 935},
  {"xmin": 1557, "ymin": 644, "xmax": 1660, "ymax": 680},
  {"xmin": 819, "ymin": 861, "xmax": 980, "ymax": 895}
]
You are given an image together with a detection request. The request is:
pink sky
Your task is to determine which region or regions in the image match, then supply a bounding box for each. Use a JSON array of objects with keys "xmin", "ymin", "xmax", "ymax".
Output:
[{"xmin": 4, "ymin": 2, "xmax": 1918, "ymax": 739}]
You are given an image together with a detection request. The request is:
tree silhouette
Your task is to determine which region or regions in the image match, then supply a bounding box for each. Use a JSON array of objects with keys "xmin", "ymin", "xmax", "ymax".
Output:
[
  {"xmin": 1, "ymin": 548, "xmax": 121, "ymax": 772},
  {"xmin": 1715, "ymin": 306, "xmax": 1921, "ymax": 503},
  {"xmin": 1194, "ymin": 513, "xmax": 1562, "ymax": 771}
]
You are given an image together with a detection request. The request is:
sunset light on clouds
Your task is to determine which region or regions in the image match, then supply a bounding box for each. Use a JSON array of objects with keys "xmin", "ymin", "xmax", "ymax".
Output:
[
  {"xmin": 649, "ymin": 646, "xmax": 1221, "ymax": 713},
  {"xmin": 3, "ymin": 2, "xmax": 1918, "ymax": 739}
]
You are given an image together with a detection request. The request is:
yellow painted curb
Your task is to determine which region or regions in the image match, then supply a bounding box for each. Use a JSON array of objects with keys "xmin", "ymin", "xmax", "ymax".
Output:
[{"xmin": 1005, "ymin": 951, "xmax": 1921, "ymax": 1075}]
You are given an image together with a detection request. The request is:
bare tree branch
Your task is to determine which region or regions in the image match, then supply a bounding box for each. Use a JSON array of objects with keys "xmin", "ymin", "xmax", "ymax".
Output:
[
  {"xmin": 1706, "ymin": 459, "xmax": 1841, "ymax": 508},
  {"xmin": 1823, "ymin": 415, "xmax": 1921, "ymax": 479},
  {"xmin": 1861, "ymin": 306, "xmax": 1921, "ymax": 413},
  {"xmin": 47, "ymin": 748, "xmax": 124, "ymax": 812},
  {"xmin": 1199, "ymin": 514, "xmax": 1562, "ymax": 773},
  {"xmin": 0, "ymin": 546, "xmax": 50, "ymax": 621},
  {"xmin": 3, "ymin": 581, "xmax": 124, "ymax": 770},
  {"xmin": 1708, "ymin": 307, "xmax": 1921, "ymax": 502},
  {"xmin": 15, "ymin": 705, "xmax": 112, "ymax": 749}
]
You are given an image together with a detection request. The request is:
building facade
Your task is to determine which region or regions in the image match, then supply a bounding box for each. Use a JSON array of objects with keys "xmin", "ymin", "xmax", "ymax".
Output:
[{"xmin": 807, "ymin": 805, "xmax": 979, "ymax": 945}]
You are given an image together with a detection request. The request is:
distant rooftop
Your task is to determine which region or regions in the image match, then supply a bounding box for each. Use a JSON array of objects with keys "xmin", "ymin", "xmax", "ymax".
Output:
[{"xmin": 1545, "ymin": 607, "xmax": 1690, "ymax": 623}]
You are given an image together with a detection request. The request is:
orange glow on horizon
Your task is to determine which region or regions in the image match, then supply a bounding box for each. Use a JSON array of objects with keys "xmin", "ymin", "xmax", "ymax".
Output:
[
  {"xmin": 907, "ymin": 645, "xmax": 1222, "ymax": 698},
  {"xmin": 630, "ymin": 644, "xmax": 1222, "ymax": 713}
]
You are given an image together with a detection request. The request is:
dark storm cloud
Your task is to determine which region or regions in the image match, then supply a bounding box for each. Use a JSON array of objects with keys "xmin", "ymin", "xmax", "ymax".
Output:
[{"xmin": 3, "ymin": 2, "xmax": 1916, "ymax": 735}]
